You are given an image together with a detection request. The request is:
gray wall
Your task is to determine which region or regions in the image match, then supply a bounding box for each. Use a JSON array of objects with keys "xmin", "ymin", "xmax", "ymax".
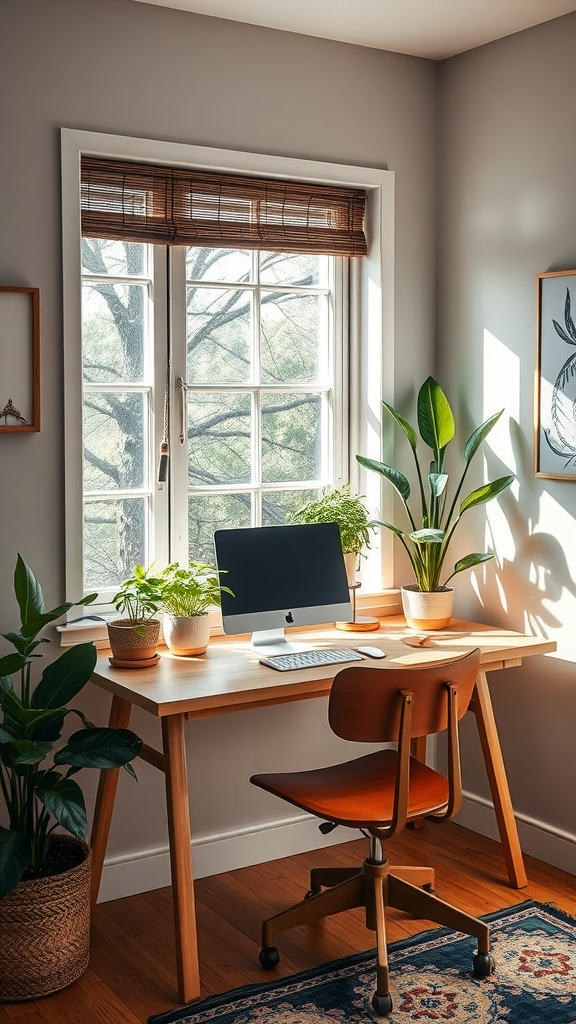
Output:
[
  {"xmin": 0, "ymin": 0, "xmax": 438, "ymax": 875},
  {"xmin": 438, "ymin": 13, "xmax": 576, "ymax": 865}
]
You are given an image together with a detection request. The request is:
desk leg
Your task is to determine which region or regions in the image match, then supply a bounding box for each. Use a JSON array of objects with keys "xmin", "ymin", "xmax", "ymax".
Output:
[
  {"xmin": 472, "ymin": 671, "xmax": 527, "ymax": 889},
  {"xmin": 162, "ymin": 713, "xmax": 200, "ymax": 1004},
  {"xmin": 90, "ymin": 695, "xmax": 132, "ymax": 909}
]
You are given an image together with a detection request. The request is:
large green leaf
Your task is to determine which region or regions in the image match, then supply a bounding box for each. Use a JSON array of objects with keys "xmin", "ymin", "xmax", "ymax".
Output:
[
  {"xmin": 409, "ymin": 529, "xmax": 445, "ymax": 543},
  {"xmin": 460, "ymin": 475, "xmax": 515, "ymax": 514},
  {"xmin": 463, "ymin": 410, "xmax": 503, "ymax": 465},
  {"xmin": 382, "ymin": 401, "xmax": 417, "ymax": 450},
  {"xmin": 428, "ymin": 473, "xmax": 448, "ymax": 497},
  {"xmin": 0, "ymin": 675, "xmax": 14, "ymax": 696},
  {"xmin": 34, "ymin": 772, "xmax": 87, "ymax": 838},
  {"xmin": 356, "ymin": 455, "xmax": 411, "ymax": 501},
  {"xmin": 370, "ymin": 519, "xmax": 404, "ymax": 537},
  {"xmin": 14, "ymin": 554, "xmax": 44, "ymax": 629},
  {"xmin": 30, "ymin": 709, "xmax": 66, "ymax": 742},
  {"xmin": 0, "ymin": 689, "xmax": 67, "ymax": 740},
  {"xmin": 0, "ymin": 652, "xmax": 27, "ymax": 678},
  {"xmin": 0, "ymin": 724, "xmax": 14, "ymax": 743},
  {"xmin": 3, "ymin": 739, "xmax": 52, "ymax": 766},
  {"xmin": 417, "ymin": 378, "xmax": 455, "ymax": 452},
  {"xmin": 32, "ymin": 643, "xmax": 97, "ymax": 710},
  {"xmin": 453, "ymin": 553, "xmax": 494, "ymax": 574},
  {"xmin": 54, "ymin": 727, "xmax": 142, "ymax": 769},
  {"xmin": 23, "ymin": 593, "xmax": 97, "ymax": 639},
  {"xmin": 0, "ymin": 826, "xmax": 30, "ymax": 898}
]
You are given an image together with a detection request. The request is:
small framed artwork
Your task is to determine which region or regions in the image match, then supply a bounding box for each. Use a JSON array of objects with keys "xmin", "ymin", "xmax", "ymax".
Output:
[
  {"xmin": 535, "ymin": 269, "xmax": 576, "ymax": 480},
  {"xmin": 0, "ymin": 286, "xmax": 40, "ymax": 433}
]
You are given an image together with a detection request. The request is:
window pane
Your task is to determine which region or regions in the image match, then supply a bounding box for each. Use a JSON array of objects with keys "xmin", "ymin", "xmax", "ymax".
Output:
[
  {"xmin": 82, "ymin": 238, "xmax": 145, "ymax": 277},
  {"xmin": 261, "ymin": 489, "xmax": 320, "ymax": 527},
  {"xmin": 259, "ymin": 251, "xmax": 329, "ymax": 287},
  {"xmin": 186, "ymin": 247, "xmax": 251, "ymax": 283},
  {"xmin": 188, "ymin": 392, "xmax": 251, "ymax": 485},
  {"xmin": 82, "ymin": 283, "xmax": 146, "ymax": 383},
  {"xmin": 84, "ymin": 497, "xmax": 146, "ymax": 589},
  {"xmin": 261, "ymin": 292, "xmax": 325, "ymax": 384},
  {"xmin": 188, "ymin": 493, "xmax": 252, "ymax": 565},
  {"xmin": 83, "ymin": 393, "xmax": 145, "ymax": 491},
  {"xmin": 261, "ymin": 392, "xmax": 322, "ymax": 483},
  {"xmin": 187, "ymin": 287, "xmax": 251, "ymax": 384}
]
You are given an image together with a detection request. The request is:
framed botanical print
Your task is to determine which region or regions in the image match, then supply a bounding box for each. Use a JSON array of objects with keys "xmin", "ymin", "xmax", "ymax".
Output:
[
  {"xmin": 0, "ymin": 286, "xmax": 40, "ymax": 433},
  {"xmin": 536, "ymin": 269, "xmax": 576, "ymax": 479}
]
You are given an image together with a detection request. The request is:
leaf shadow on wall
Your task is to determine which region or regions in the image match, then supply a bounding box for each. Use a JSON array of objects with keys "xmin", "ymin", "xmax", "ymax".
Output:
[{"xmin": 475, "ymin": 418, "xmax": 576, "ymax": 637}]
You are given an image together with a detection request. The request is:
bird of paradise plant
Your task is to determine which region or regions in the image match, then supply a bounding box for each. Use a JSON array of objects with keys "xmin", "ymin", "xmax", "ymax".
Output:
[{"xmin": 356, "ymin": 377, "xmax": 515, "ymax": 592}]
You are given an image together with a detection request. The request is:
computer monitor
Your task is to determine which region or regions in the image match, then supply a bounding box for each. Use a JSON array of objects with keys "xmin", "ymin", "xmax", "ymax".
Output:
[{"xmin": 213, "ymin": 522, "xmax": 352, "ymax": 654}]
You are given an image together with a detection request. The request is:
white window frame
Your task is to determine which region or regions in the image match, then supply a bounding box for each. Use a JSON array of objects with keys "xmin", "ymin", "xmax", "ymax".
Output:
[{"xmin": 61, "ymin": 128, "xmax": 396, "ymax": 628}]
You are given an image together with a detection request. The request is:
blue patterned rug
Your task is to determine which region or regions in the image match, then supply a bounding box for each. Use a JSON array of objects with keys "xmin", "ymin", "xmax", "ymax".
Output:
[{"xmin": 148, "ymin": 901, "xmax": 576, "ymax": 1023}]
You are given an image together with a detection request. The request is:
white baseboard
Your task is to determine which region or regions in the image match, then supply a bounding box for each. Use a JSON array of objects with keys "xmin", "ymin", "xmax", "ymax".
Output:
[
  {"xmin": 456, "ymin": 791, "xmax": 576, "ymax": 877},
  {"xmin": 98, "ymin": 792, "xmax": 575, "ymax": 904},
  {"xmin": 98, "ymin": 812, "xmax": 358, "ymax": 903}
]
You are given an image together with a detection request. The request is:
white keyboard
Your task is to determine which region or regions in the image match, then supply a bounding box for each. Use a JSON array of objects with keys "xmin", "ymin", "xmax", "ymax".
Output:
[{"xmin": 259, "ymin": 648, "xmax": 365, "ymax": 672}]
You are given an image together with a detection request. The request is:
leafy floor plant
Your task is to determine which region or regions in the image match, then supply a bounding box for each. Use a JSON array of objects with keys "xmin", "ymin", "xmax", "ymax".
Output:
[
  {"xmin": 0, "ymin": 555, "xmax": 142, "ymax": 898},
  {"xmin": 356, "ymin": 377, "xmax": 515, "ymax": 592}
]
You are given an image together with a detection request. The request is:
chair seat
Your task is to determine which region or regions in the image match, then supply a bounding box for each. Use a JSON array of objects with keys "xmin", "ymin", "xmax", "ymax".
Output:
[{"xmin": 251, "ymin": 749, "xmax": 449, "ymax": 828}]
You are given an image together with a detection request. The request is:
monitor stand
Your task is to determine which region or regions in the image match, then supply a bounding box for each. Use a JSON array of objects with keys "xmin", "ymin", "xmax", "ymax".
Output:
[{"xmin": 251, "ymin": 628, "xmax": 304, "ymax": 656}]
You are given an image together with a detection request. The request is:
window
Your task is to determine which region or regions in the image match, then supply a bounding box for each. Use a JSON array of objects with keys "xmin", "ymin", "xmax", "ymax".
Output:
[
  {"xmin": 63, "ymin": 130, "xmax": 394, "ymax": 612},
  {"xmin": 81, "ymin": 238, "xmax": 157, "ymax": 590},
  {"xmin": 172, "ymin": 246, "xmax": 344, "ymax": 567},
  {"xmin": 80, "ymin": 242, "xmax": 342, "ymax": 592}
]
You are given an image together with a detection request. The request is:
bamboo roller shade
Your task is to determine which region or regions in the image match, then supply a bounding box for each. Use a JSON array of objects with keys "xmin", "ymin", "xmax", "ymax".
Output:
[{"xmin": 81, "ymin": 157, "xmax": 367, "ymax": 257}]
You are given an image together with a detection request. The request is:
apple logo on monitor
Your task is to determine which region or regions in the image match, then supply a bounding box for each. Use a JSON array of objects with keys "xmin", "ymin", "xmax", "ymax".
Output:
[{"xmin": 285, "ymin": 611, "xmax": 294, "ymax": 624}]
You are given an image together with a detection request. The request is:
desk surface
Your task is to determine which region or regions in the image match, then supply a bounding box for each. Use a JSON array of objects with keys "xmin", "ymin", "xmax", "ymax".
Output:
[{"xmin": 91, "ymin": 616, "xmax": 556, "ymax": 719}]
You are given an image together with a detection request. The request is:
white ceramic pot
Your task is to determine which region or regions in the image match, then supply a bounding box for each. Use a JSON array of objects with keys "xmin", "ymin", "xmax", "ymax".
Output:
[
  {"xmin": 344, "ymin": 552, "xmax": 358, "ymax": 586},
  {"xmin": 163, "ymin": 613, "xmax": 210, "ymax": 656},
  {"xmin": 401, "ymin": 585, "xmax": 454, "ymax": 630}
]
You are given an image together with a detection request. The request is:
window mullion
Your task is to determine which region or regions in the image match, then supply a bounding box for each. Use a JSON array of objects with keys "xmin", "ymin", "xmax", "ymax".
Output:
[
  {"xmin": 251, "ymin": 250, "xmax": 260, "ymax": 527},
  {"xmin": 169, "ymin": 246, "xmax": 189, "ymax": 566}
]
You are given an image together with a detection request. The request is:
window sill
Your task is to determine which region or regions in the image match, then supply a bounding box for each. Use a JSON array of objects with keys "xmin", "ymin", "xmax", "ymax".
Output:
[{"xmin": 57, "ymin": 590, "xmax": 402, "ymax": 647}]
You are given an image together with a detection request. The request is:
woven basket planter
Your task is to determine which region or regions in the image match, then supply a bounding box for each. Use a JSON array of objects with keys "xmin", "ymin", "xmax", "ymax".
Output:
[
  {"xmin": 0, "ymin": 835, "xmax": 92, "ymax": 1000},
  {"xmin": 107, "ymin": 618, "xmax": 160, "ymax": 661}
]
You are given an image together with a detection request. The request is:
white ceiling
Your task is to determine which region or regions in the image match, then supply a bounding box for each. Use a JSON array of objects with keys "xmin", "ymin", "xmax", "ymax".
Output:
[{"xmin": 132, "ymin": 0, "xmax": 576, "ymax": 60}]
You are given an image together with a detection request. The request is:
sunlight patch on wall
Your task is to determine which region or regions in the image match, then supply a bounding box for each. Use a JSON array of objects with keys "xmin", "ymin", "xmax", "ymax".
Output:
[{"xmin": 483, "ymin": 330, "xmax": 519, "ymax": 574}]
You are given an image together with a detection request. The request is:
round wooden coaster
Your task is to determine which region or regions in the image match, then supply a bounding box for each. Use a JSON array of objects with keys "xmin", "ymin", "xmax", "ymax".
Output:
[
  {"xmin": 335, "ymin": 616, "xmax": 380, "ymax": 632},
  {"xmin": 109, "ymin": 653, "xmax": 161, "ymax": 669}
]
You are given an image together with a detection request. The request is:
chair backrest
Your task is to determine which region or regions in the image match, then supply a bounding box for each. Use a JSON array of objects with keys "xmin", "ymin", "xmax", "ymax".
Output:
[{"xmin": 328, "ymin": 649, "xmax": 480, "ymax": 742}]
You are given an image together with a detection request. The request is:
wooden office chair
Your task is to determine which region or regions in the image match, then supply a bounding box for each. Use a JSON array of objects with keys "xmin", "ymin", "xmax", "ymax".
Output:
[{"xmin": 250, "ymin": 648, "xmax": 494, "ymax": 1017}]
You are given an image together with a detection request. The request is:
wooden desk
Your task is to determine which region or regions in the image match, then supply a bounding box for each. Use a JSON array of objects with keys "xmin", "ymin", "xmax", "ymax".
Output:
[{"xmin": 89, "ymin": 616, "xmax": 555, "ymax": 1004}]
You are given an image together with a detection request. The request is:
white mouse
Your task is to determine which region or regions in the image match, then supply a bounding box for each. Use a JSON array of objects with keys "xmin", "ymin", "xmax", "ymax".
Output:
[{"xmin": 356, "ymin": 646, "xmax": 386, "ymax": 659}]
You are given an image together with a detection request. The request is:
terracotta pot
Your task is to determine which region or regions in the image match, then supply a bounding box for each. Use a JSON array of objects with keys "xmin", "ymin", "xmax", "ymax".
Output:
[
  {"xmin": 107, "ymin": 618, "xmax": 160, "ymax": 661},
  {"xmin": 401, "ymin": 585, "xmax": 454, "ymax": 630},
  {"xmin": 163, "ymin": 613, "xmax": 210, "ymax": 656},
  {"xmin": 0, "ymin": 835, "xmax": 91, "ymax": 1000},
  {"xmin": 344, "ymin": 551, "xmax": 359, "ymax": 586}
]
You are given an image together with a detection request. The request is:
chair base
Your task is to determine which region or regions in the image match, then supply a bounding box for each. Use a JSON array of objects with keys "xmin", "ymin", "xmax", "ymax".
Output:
[{"xmin": 260, "ymin": 858, "xmax": 492, "ymax": 1017}]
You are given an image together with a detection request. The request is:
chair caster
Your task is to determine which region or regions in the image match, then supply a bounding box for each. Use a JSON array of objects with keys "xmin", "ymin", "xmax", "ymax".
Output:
[
  {"xmin": 259, "ymin": 945, "xmax": 280, "ymax": 970},
  {"xmin": 371, "ymin": 991, "xmax": 393, "ymax": 1016},
  {"xmin": 473, "ymin": 952, "xmax": 495, "ymax": 977}
]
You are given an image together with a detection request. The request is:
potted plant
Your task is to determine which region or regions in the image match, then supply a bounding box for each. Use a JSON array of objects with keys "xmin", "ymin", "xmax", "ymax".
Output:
[
  {"xmin": 108, "ymin": 563, "xmax": 164, "ymax": 664},
  {"xmin": 0, "ymin": 555, "xmax": 142, "ymax": 999},
  {"xmin": 356, "ymin": 377, "xmax": 515, "ymax": 629},
  {"xmin": 288, "ymin": 484, "xmax": 376, "ymax": 584},
  {"xmin": 159, "ymin": 561, "xmax": 233, "ymax": 656}
]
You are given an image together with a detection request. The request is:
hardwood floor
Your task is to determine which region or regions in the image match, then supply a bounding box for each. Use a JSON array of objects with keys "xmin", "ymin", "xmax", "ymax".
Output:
[{"xmin": 1, "ymin": 822, "xmax": 574, "ymax": 1024}]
